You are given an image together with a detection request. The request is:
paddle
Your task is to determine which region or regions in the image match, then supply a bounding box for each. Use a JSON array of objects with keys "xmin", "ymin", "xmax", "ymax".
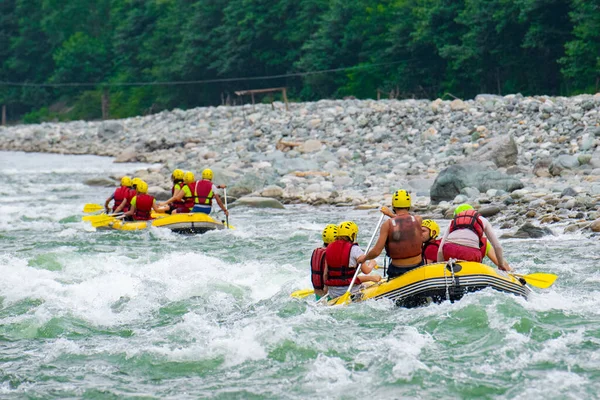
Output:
[
  {"xmin": 224, "ymin": 187, "xmax": 230, "ymax": 229},
  {"xmin": 83, "ymin": 213, "xmax": 122, "ymax": 222},
  {"xmin": 511, "ymin": 272, "xmax": 558, "ymax": 289},
  {"xmin": 91, "ymin": 214, "xmax": 124, "ymax": 228},
  {"xmin": 83, "ymin": 203, "xmax": 105, "ymax": 213},
  {"xmin": 331, "ymin": 213, "xmax": 386, "ymax": 306},
  {"xmin": 290, "ymin": 266, "xmax": 382, "ymax": 299}
]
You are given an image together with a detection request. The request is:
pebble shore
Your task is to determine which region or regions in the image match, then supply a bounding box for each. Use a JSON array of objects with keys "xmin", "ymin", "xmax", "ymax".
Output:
[{"xmin": 1, "ymin": 93, "xmax": 599, "ymax": 236}]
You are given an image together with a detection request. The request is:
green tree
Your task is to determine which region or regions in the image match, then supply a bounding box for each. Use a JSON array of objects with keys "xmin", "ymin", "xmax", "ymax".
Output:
[{"xmin": 560, "ymin": 0, "xmax": 600, "ymax": 92}]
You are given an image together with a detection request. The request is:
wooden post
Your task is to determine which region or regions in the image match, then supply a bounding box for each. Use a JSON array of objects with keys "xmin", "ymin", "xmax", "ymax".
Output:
[
  {"xmin": 282, "ymin": 87, "xmax": 289, "ymax": 111},
  {"xmin": 1, "ymin": 105, "xmax": 6, "ymax": 126},
  {"xmin": 251, "ymin": 92, "xmax": 255, "ymax": 105},
  {"xmin": 377, "ymin": 89, "xmax": 381, "ymax": 100},
  {"xmin": 101, "ymin": 88, "xmax": 110, "ymax": 120}
]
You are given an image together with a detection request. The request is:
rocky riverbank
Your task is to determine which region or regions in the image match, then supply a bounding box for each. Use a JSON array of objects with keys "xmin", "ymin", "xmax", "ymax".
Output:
[{"xmin": 1, "ymin": 94, "xmax": 599, "ymax": 237}]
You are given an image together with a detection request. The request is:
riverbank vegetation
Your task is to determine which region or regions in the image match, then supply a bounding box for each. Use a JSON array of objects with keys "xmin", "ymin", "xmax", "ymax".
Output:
[{"xmin": 0, "ymin": 0, "xmax": 598, "ymax": 123}]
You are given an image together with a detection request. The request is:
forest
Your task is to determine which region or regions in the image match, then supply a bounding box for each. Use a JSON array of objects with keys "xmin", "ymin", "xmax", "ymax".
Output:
[{"xmin": 0, "ymin": 0, "xmax": 598, "ymax": 123}]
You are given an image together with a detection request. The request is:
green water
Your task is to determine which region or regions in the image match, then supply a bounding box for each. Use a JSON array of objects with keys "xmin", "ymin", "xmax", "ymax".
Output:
[{"xmin": 1, "ymin": 151, "xmax": 598, "ymax": 399}]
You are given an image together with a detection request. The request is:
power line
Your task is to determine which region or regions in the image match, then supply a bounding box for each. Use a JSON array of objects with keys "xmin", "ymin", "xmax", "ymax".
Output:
[{"xmin": 0, "ymin": 60, "xmax": 409, "ymax": 88}]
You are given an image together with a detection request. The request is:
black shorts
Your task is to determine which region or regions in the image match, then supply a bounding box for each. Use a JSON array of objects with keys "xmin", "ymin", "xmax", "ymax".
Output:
[{"xmin": 388, "ymin": 259, "xmax": 425, "ymax": 279}]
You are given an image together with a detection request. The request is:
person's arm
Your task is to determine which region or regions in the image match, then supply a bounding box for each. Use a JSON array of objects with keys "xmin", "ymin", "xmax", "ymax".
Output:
[
  {"xmin": 357, "ymin": 222, "xmax": 388, "ymax": 264},
  {"xmin": 437, "ymin": 227, "xmax": 450, "ymax": 262},
  {"xmin": 104, "ymin": 194, "xmax": 114, "ymax": 213},
  {"xmin": 360, "ymin": 259, "xmax": 377, "ymax": 274},
  {"xmin": 482, "ymin": 218, "xmax": 510, "ymax": 271},
  {"xmin": 160, "ymin": 189, "xmax": 185, "ymax": 206},
  {"xmin": 114, "ymin": 199, "xmax": 128, "ymax": 214},
  {"xmin": 214, "ymin": 193, "xmax": 229, "ymax": 216},
  {"xmin": 380, "ymin": 206, "xmax": 395, "ymax": 218}
]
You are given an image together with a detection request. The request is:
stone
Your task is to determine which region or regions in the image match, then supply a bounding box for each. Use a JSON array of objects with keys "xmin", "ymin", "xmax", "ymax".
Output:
[
  {"xmin": 298, "ymin": 139, "xmax": 323, "ymax": 153},
  {"xmin": 590, "ymin": 219, "xmax": 600, "ymax": 232},
  {"xmin": 84, "ymin": 178, "xmax": 115, "ymax": 187},
  {"xmin": 513, "ymin": 222, "xmax": 554, "ymax": 238},
  {"xmin": 430, "ymin": 163, "xmax": 524, "ymax": 203},
  {"xmin": 470, "ymin": 135, "xmax": 519, "ymax": 167},
  {"xmin": 261, "ymin": 185, "xmax": 284, "ymax": 198},
  {"xmin": 229, "ymin": 196, "xmax": 285, "ymax": 209}
]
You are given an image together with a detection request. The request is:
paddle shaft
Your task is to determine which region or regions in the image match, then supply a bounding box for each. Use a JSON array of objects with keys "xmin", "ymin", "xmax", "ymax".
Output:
[
  {"xmin": 224, "ymin": 188, "xmax": 229, "ymax": 229},
  {"xmin": 342, "ymin": 213, "xmax": 385, "ymax": 297}
]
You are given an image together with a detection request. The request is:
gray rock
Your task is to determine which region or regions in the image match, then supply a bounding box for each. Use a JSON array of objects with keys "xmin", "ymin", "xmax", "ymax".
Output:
[
  {"xmin": 549, "ymin": 155, "xmax": 580, "ymax": 176},
  {"xmin": 84, "ymin": 178, "xmax": 116, "ymax": 187},
  {"xmin": 513, "ymin": 222, "xmax": 554, "ymax": 238},
  {"xmin": 470, "ymin": 135, "xmax": 519, "ymax": 167},
  {"xmin": 430, "ymin": 163, "xmax": 524, "ymax": 203},
  {"xmin": 561, "ymin": 187, "xmax": 578, "ymax": 197},
  {"xmin": 229, "ymin": 196, "xmax": 285, "ymax": 209}
]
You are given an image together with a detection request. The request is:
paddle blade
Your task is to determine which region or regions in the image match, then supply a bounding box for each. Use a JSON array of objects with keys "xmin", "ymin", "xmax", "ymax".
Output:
[
  {"xmin": 290, "ymin": 289, "xmax": 315, "ymax": 299},
  {"xmin": 331, "ymin": 291, "xmax": 352, "ymax": 306},
  {"xmin": 513, "ymin": 273, "xmax": 558, "ymax": 289},
  {"xmin": 91, "ymin": 216, "xmax": 117, "ymax": 228},
  {"xmin": 83, "ymin": 203, "xmax": 104, "ymax": 213}
]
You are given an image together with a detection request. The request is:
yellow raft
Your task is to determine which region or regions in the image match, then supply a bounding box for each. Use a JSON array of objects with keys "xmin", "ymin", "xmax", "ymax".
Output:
[
  {"xmin": 97, "ymin": 213, "xmax": 228, "ymax": 234},
  {"xmin": 344, "ymin": 261, "xmax": 530, "ymax": 308}
]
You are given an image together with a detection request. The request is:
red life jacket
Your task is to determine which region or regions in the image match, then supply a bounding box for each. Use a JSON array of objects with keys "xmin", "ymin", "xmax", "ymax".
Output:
[
  {"xmin": 325, "ymin": 240, "xmax": 360, "ymax": 287},
  {"xmin": 185, "ymin": 180, "xmax": 214, "ymax": 209},
  {"xmin": 310, "ymin": 247, "xmax": 327, "ymax": 290},
  {"xmin": 112, "ymin": 186, "xmax": 129, "ymax": 212},
  {"xmin": 133, "ymin": 194, "xmax": 154, "ymax": 220},
  {"xmin": 449, "ymin": 210, "xmax": 486, "ymax": 248},
  {"xmin": 422, "ymin": 239, "xmax": 441, "ymax": 262},
  {"xmin": 385, "ymin": 214, "xmax": 423, "ymax": 260},
  {"xmin": 171, "ymin": 182, "xmax": 185, "ymax": 209}
]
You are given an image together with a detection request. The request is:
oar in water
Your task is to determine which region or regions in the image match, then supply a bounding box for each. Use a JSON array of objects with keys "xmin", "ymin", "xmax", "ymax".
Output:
[
  {"xmin": 83, "ymin": 213, "xmax": 122, "ymax": 222},
  {"xmin": 511, "ymin": 272, "xmax": 558, "ymax": 289},
  {"xmin": 91, "ymin": 214, "xmax": 124, "ymax": 228},
  {"xmin": 331, "ymin": 214, "xmax": 386, "ymax": 306},
  {"xmin": 291, "ymin": 265, "xmax": 382, "ymax": 299},
  {"xmin": 224, "ymin": 188, "xmax": 230, "ymax": 229},
  {"xmin": 83, "ymin": 203, "xmax": 105, "ymax": 213}
]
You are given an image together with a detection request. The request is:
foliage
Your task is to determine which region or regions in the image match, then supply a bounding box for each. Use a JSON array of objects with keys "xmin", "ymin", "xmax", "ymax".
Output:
[{"xmin": 0, "ymin": 0, "xmax": 597, "ymax": 123}]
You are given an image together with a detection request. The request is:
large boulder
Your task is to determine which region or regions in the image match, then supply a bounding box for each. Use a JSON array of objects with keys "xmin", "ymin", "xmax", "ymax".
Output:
[
  {"xmin": 430, "ymin": 162, "xmax": 524, "ymax": 203},
  {"xmin": 470, "ymin": 135, "xmax": 518, "ymax": 167}
]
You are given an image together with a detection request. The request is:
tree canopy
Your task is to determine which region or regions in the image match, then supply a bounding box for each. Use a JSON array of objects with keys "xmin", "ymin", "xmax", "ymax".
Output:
[{"xmin": 0, "ymin": 0, "xmax": 597, "ymax": 123}]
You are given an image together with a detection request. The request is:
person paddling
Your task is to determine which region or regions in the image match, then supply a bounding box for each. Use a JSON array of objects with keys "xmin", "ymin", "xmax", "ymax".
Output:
[
  {"xmin": 160, "ymin": 171, "xmax": 195, "ymax": 214},
  {"xmin": 437, "ymin": 203, "xmax": 512, "ymax": 271},
  {"xmin": 357, "ymin": 190, "xmax": 424, "ymax": 279},
  {"xmin": 189, "ymin": 169, "xmax": 228, "ymax": 217},
  {"xmin": 104, "ymin": 176, "xmax": 132, "ymax": 214},
  {"xmin": 310, "ymin": 224, "xmax": 338, "ymax": 300},
  {"xmin": 123, "ymin": 181, "xmax": 167, "ymax": 221},
  {"xmin": 421, "ymin": 219, "xmax": 441, "ymax": 264},
  {"xmin": 325, "ymin": 221, "xmax": 380, "ymax": 300},
  {"xmin": 164, "ymin": 169, "xmax": 186, "ymax": 214}
]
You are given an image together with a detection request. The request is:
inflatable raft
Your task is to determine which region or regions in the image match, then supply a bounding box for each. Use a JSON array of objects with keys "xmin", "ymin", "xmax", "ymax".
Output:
[
  {"xmin": 345, "ymin": 261, "xmax": 530, "ymax": 308},
  {"xmin": 97, "ymin": 213, "xmax": 228, "ymax": 234}
]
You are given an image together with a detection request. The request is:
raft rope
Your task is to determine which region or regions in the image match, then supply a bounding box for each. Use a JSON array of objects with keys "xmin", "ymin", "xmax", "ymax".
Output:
[{"xmin": 443, "ymin": 259, "xmax": 457, "ymax": 302}]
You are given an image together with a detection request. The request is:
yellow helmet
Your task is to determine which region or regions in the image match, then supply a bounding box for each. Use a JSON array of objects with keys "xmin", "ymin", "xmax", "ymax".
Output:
[
  {"xmin": 392, "ymin": 189, "xmax": 411, "ymax": 209},
  {"xmin": 422, "ymin": 219, "xmax": 440, "ymax": 239},
  {"xmin": 322, "ymin": 224, "xmax": 338, "ymax": 244},
  {"xmin": 338, "ymin": 221, "xmax": 358, "ymax": 242},
  {"xmin": 183, "ymin": 171, "xmax": 195, "ymax": 184},
  {"xmin": 120, "ymin": 176, "xmax": 132, "ymax": 187},
  {"xmin": 172, "ymin": 169, "xmax": 184, "ymax": 181},
  {"xmin": 131, "ymin": 177, "xmax": 142, "ymax": 188},
  {"xmin": 137, "ymin": 181, "xmax": 148, "ymax": 194},
  {"xmin": 201, "ymin": 168, "xmax": 213, "ymax": 181}
]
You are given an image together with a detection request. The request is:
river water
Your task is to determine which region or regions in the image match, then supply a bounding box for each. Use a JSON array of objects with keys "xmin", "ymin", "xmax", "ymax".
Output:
[{"xmin": 0, "ymin": 151, "xmax": 598, "ymax": 399}]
